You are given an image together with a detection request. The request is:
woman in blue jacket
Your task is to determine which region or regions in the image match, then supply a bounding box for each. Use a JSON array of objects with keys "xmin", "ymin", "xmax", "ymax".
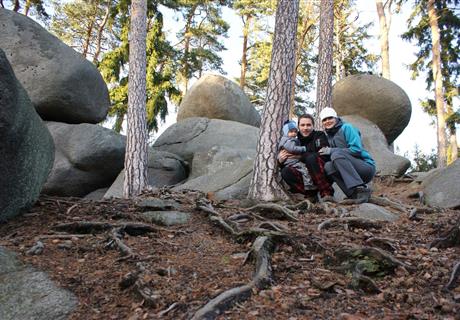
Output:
[{"xmin": 318, "ymin": 107, "xmax": 376, "ymax": 202}]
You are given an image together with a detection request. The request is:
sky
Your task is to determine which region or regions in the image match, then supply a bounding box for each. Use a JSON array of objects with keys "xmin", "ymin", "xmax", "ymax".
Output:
[{"xmin": 157, "ymin": 0, "xmax": 459, "ymax": 160}]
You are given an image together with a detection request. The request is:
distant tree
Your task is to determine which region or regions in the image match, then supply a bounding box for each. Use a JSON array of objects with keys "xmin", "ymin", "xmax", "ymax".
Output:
[
  {"xmin": 315, "ymin": 0, "xmax": 334, "ymax": 127},
  {"xmin": 248, "ymin": 0, "xmax": 299, "ymax": 201},
  {"xmin": 175, "ymin": 0, "xmax": 230, "ymax": 93},
  {"xmin": 2, "ymin": 0, "xmax": 48, "ymax": 19},
  {"xmin": 375, "ymin": 0, "xmax": 401, "ymax": 79},
  {"xmin": 97, "ymin": 0, "xmax": 181, "ymax": 133},
  {"xmin": 333, "ymin": 0, "xmax": 378, "ymax": 80},
  {"xmin": 402, "ymin": 0, "xmax": 460, "ymax": 167},
  {"xmin": 123, "ymin": 0, "xmax": 148, "ymax": 198},
  {"xmin": 410, "ymin": 145, "xmax": 437, "ymax": 172}
]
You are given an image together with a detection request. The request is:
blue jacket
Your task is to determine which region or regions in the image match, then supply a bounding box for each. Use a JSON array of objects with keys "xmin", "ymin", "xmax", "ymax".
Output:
[{"xmin": 325, "ymin": 118, "xmax": 375, "ymax": 166}]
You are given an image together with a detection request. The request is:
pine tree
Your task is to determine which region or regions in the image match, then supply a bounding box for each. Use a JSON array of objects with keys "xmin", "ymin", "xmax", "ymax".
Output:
[
  {"xmin": 248, "ymin": 0, "xmax": 299, "ymax": 201},
  {"xmin": 315, "ymin": 0, "xmax": 334, "ymax": 127},
  {"xmin": 123, "ymin": 0, "xmax": 148, "ymax": 198}
]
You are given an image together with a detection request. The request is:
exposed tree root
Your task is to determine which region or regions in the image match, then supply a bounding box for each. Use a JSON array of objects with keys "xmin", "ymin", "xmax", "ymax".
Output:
[
  {"xmin": 244, "ymin": 203, "xmax": 299, "ymax": 222},
  {"xmin": 34, "ymin": 234, "xmax": 87, "ymax": 241},
  {"xmin": 364, "ymin": 237, "xmax": 397, "ymax": 252},
  {"xmin": 111, "ymin": 228, "xmax": 135, "ymax": 258},
  {"xmin": 318, "ymin": 217, "xmax": 383, "ymax": 231},
  {"xmin": 430, "ymin": 220, "xmax": 460, "ymax": 249},
  {"xmin": 351, "ymin": 268, "xmax": 381, "ymax": 294},
  {"xmin": 445, "ymin": 261, "xmax": 460, "ymax": 291},
  {"xmin": 369, "ymin": 196, "xmax": 408, "ymax": 213},
  {"xmin": 191, "ymin": 236, "xmax": 274, "ymax": 320},
  {"xmin": 53, "ymin": 221, "xmax": 162, "ymax": 235},
  {"xmin": 257, "ymin": 221, "xmax": 289, "ymax": 233},
  {"xmin": 286, "ymin": 199, "xmax": 314, "ymax": 211}
]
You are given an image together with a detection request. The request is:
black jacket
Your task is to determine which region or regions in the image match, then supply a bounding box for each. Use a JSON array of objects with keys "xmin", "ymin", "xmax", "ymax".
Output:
[{"xmin": 298, "ymin": 130, "xmax": 329, "ymax": 153}]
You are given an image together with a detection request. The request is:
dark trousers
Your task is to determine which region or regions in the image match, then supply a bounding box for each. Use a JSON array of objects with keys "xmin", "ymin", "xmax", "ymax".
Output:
[
  {"xmin": 281, "ymin": 153, "xmax": 333, "ymax": 197},
  {"xmin": 324, "ymin": 149, "xmax": 375, "ymax": 197}
]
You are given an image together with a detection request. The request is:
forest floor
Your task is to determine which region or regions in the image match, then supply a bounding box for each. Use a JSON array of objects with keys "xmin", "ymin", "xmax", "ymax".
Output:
[{"xmin": 1, "ymin": 177, "xmax": 459, "ymax": 320}]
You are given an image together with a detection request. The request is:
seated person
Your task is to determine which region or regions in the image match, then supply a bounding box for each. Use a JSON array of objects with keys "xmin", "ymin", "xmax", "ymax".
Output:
[
  {"xmin": 279, "ymin": 114, "xmax": 334, "ymax": 200},
  {"xmin": 318, "ymin": 107, "xmax": 376, "ymax": 203},
  {"xmin": 278, "ymin": 120, "xmax": 316, "ymax": 192}
]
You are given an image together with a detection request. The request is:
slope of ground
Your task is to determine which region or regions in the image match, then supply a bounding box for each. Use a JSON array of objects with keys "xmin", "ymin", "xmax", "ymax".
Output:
[{"xmin": 0, "ymin": 178, "xmax": 459, "ymax": 319}]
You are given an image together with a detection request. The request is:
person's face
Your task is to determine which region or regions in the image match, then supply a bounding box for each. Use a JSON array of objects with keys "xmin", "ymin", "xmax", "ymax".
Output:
[
  {"xmin": 298, "ymin": 118, "xmax": 314, "ymax": 137},
  {"xmin": 288, "ymin": 129, "xmax": 298, "ymax": 138},
  {"xmin": 322, "ymin": 116, "xmax": 337, "ymax": 130}
]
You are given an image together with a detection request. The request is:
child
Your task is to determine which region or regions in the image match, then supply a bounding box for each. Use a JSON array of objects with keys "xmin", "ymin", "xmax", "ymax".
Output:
[{"xmin": 278, "ymin": 120, "xmax": 316, "ymax": 192}]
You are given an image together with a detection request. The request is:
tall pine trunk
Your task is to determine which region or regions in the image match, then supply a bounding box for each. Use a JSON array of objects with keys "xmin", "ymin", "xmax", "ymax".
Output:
[
  {"xmin": 93, "ymin": 1, "xmax": 111, "ymax": 63},
  {"xmin": 123, "ymin": 0, "xmax": 148, "ymax": 198},
  {"xmin": 248, "ymin": 0, "xmax": 299, "ymax": 201},
  {"xmin": 428, "ymin": 0, "xmax": 447, "ymax": 168},
  {"xmin": 240, "ymin": 14, "xmax": 251, "ymax": 89},
  {"xmin": 375, "ymin": 0, "xmax": 391, "ymax": 79},
  {"xmin": 315, "ymin": 0, "xmax": 334, "ymax": 127}
]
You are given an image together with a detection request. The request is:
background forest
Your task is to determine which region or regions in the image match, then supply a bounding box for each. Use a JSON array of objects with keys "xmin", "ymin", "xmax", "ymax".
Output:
[{"xmin": 1, "ymin": 0, "xmax": 459, "ymax": 170}]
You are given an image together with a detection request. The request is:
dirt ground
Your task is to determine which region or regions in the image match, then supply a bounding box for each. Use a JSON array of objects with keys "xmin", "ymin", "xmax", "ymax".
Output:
[{"xmin": 1, "ymin": 178, "xmax": 459, "ymax": 320}]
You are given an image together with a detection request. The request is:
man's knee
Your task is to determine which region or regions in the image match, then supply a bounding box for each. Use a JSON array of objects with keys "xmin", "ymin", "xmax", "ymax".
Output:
[
  {"xmin": 324, "ymin": 161, "xmax": 334, "ymax": 175},
  {"xmin": 302, "ymin": 153, "xmax": 317, "ymax": 165},
  {"xmin": 330, "ymin": 148, "xmax": 348, "ymax": 161}
]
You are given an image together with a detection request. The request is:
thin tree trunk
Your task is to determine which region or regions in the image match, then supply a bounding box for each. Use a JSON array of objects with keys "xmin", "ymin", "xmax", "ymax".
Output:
[
  {"xmin": 82, "ymin": 1, "xmax": 99, "ymax": 58},
  {"xmin": 248, "ymin": 0, "xmax": 300, "ymax": 201},
  {"xmin": 315, "ymin": 0, "xmax": 334, "ymax": 128},
  {"xmin": 289, "ymin": 1, "xmax": 315, "ymax": 118},
  {"xmin": 428, "ymin": 0, "xmax": 447, "ymax": 168},
  {"xmin": 124, "ymin": 0, "xmax": 148, "ymax": 198},
  {"xmin": 24, "ymin": 0, "xmax": 31, "ymax": 16},
  {"xmin": 93, "ymin": 0, "xmax": 111, "ymax": 63},
  {"xmin": 13, "ymin": 0, "xmax": 20, "ymax": 12},
  {"xmin": 447, "ymin": 103, "xmax": 458, "ymax": 164},
  {"xmin": 375, "ymin": 0, "xmax": 391, "ymax": 79},
  {"xmin": 240, "ymin": 14, "xmax": 251, "ymax": 89},
  {"xmin": 181, "ymin": 4, "xmax": 198, "ymax": 93}
]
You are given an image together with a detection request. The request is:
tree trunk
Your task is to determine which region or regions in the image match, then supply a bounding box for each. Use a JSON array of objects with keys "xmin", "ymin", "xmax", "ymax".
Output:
[
  {"xmin": 315, "ymin": 0, "xmax": 334, "ymax": 128},
  {"xmin": 248, "ymin": 0, "xmax": 300, "ymax": 201},
  {"xmin": 428, "ymin": 0, "xmax": 447, "ymax": 168},
  {"xmin": 93, "ymin": 0, "xmax": 111, "ymax": 63},
  {"xmin": 123, "ymin": 0, "xmax": 148, "ymax": 198},
  {"xmin": 181, "ymin": 4, "xmax": 198, "ymax": 94},
  {"xmin": 375, "ymin": 0, "xmax": 391, "ymax": 79},
  {"xmin": 240, "ymin": 14, "xmax": 251, "ymax": 89},
  {"xmin": 13, "ymin": 0, "xmax": 20, "ymax": 12},
  {"xmin": 82, "ymin": 0, "xmax": 99, "ymax": 58},
  {"xmin": 24, "ymin": 0, "xmax": 31, "ymax": 16},
  {"xmin": 447, "ymin": 103, "xmax": 458, "ymax": 164},
  {"xmin": 289, "ymin": 1, "xmax": 315, "ymax": 118}
]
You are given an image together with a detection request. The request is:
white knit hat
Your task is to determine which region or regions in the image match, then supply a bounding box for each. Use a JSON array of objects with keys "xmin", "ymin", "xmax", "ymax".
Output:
[{"xmin": 319, "ymin": 107, "xmax": 338, "ymax": 121}]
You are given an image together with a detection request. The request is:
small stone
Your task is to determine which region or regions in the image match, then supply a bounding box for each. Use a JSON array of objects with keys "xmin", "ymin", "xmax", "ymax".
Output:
[
  {"xmin": 429, "ymin": 247, "xmax": 439, "ymax": 252},
  {"xmin": 26, "ymin": 241, "xmax": 44, "ymax": 255},
  {"xmin": 57, "ymin": 241, "xmax": 72, "ymax": 249}
]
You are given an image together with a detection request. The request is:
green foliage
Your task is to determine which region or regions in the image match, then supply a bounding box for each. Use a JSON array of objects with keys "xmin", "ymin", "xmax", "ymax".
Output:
[
  {"xmin": 2, "ymin": 0, "xmax": 49, "ymax": 20},
  {"xmin": 410, "ymin": 145, "xmax": 438, "ymax": 172}
]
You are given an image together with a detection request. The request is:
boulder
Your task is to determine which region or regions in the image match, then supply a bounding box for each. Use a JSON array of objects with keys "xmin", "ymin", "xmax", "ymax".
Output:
[
  {"xmin": 83, "ymin": 188, "xmax": 109, "ymax": 200},
  {"xmin": 0, "ymin": 9, "xmax": 109, "ymax": 124},
  {"xmin": 136, "ymin": 198, "xmax": 181, "ymax": 211},
  {"xmin": 350, "ymin": 203, "xmax": 399, "ymax": 222},
  {"xmin": 0, "ymin": 49, "xmax": 54, "ymax": 221},
  {"xmin": 0, "ymin": 246, "xmax": 77, "ymax": 319},
  {"xmin": 173, "ymin": 160, "xmax": 254, "ymax": 200},
  {"xmin": 343, "ymin": 115, "xmax": 411, "ymax": 176},
  {"xmin": 423, "ymin": 159, "xmax": 460, "ymax": 209},
  {"xmin": 190, "ymin": 146, "xmax": 256, "ymax": 179},
  {"xmin": 104, "ymin": 150, "xmax": 188, "ymax": 198},
  {"xmin": 332, "ymin": 74, "xmax": 411, "ymax": 144},
  {"xmin": 177, "ymin": 74, "xmax": 261, "ymax": 127},
  {"xmin": 152, "ymin": 117, "xmax": 259, "ymax": 163},
  {"xmin": 42, "ymin": 122, "xmax": 125, "ymax": 197}
]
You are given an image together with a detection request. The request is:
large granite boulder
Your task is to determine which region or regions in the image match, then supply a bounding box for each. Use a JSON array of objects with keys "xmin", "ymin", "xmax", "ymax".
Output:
[
  {"xmin": 343, "ymin": 115, "xmax": 411, "ymax": 176},
  {"xmin": 332, "ymin": 74, "xmax": 411, "ymax": 144},
  {"xmin": 153, "ymin": 117, "xmax": 259, "ymax": 163},
  {"xmin": 173, "ymin": 160, "xmax": 254, "ymax": 200},
  {"xmin": 0, "ymin": 246, "xmax": 77, "ymax": 319},
  {"xmin": 0, "ymin": 49, "xmax": 54, "ymax": 221},
  {"xmin": 104, "ymin": 150, "xmax": 188, "ymax": 198},
  {"xmin": 0, "ymin": 8, "xmax": 109, "ymax": 124},
  {"xmin": 177, "ymin": 74, "xmax": 261, "ymax": 127},
  {"xmin": 423, "ymin": 159, "xmax": 460, "ymax": 209},
  {"xmin": 42, "ymin": 122, "xmax": 125, "ymax": 197}
]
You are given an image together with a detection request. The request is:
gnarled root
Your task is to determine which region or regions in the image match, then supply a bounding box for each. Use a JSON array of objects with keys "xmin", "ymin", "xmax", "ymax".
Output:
[
  {"xmin": 318, "ymin": 217, "xmax": 383, "ymax": 231},
  {"xmin": 445, "ymin": 261, "xmax": 460, "ymax": 291},
  {"xmin": 430, "ymin": 220, "xmax": 460, "ymax": 249},
  {"xmin": 191, "ymin": 236, "xmax": 275, "ymax": 320},
  {"xmin": 244, "ymin": 203, "xmax": 299, "ymax": 222}
]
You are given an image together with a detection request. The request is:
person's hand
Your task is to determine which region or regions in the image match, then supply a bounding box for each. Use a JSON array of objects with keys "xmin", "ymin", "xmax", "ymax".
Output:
[
  {"xmin": 319, "ymin": 147, "xmax": 331, "ymax": 156},
  {"xmin": 278, "ymin": 149, "xmax": 290, "ymax": 163}
]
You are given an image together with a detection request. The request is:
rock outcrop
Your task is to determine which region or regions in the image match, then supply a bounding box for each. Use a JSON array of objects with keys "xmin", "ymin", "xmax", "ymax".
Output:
[
  {"xmin": 332, "ymin": 74, "xmax": 411, "ymax": 144},
  {"xmin": 0, "ymin": 49, "xmax": 54, "ymax": 220},
  {"xmin": 343, "ymin": 115, "xmax": 411, "ymax": 176},
  {"xmin": 423, "ymin": 159, "xmax": 460, "ymax": 209},
  {"xmin": 177, "ymin": 74, "xmax": 261, "ymax": 127},
  {"xmin": 42, "ymin": 122, "xmax": 125, "ymax": 197},
  {"xmin": 0, "ymin": 8, "xmax": 110, "ymax": 124}
]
